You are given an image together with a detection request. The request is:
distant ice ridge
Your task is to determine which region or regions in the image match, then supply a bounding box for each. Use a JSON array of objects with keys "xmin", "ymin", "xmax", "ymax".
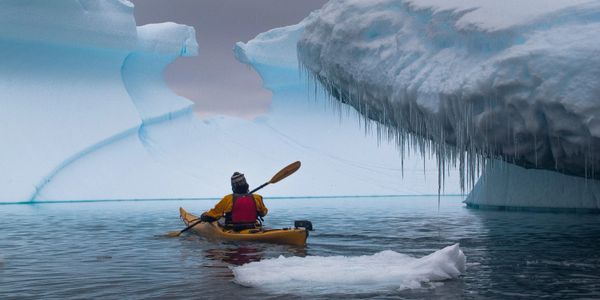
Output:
[
  {"xmin": 232, "ymin": 244, "xmax": 466, "ymax": 293},
  {"xmin": 0, "ymin": 0, "xmax": 461, "ymax": 202},
  {"xmin": 295, "ymin": 0, "xmax": 600, "ymax": 209}
]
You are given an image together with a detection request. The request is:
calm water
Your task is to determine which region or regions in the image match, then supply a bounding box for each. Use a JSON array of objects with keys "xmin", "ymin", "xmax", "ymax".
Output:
[{"xmin": 1, "ymin": 196, "xmax": 599, "ymax": 299}]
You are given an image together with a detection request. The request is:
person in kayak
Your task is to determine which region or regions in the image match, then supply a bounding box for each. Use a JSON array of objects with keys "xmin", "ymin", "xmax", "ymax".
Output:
[{"xmin": 199, "ymin": 172, "xmax": 268, "ymax": 230}]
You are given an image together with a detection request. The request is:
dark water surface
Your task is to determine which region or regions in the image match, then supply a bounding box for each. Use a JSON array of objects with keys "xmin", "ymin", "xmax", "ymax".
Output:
[{"xmin": 1, "ymin": 197, "xmax": 599, "ymax": 299}]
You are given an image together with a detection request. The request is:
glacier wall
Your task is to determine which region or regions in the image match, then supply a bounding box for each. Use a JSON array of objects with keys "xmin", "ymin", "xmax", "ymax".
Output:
[
  {"xmin": 1, "ymin": 0, "xmax": 461, "ymax": 203},
  {"xmin": 295, "ymin": 0, "xmax": 600, "ymax": 210}
]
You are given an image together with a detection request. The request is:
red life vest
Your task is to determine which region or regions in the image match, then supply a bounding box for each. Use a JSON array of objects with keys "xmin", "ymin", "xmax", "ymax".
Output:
[{"xmin": 231, "ymin": 194, "xmax": 258, "ymax": 224}]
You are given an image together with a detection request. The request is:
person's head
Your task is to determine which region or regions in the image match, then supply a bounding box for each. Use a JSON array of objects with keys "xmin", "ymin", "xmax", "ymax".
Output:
[{"xmin": 231, "ymin": 172, "xmax": 249, "ymax": 194}]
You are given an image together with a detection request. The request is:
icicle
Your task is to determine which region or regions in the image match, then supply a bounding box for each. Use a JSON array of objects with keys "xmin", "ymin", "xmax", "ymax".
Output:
[{"xmin": 297, "ymin": 60, "xmax": 488, "ymax": 196}]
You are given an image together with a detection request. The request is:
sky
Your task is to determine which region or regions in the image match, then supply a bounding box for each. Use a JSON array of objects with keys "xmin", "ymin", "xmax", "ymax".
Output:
[{"xmin": 130, "ymin": 0, "xmax": 328, "ymax": 118}]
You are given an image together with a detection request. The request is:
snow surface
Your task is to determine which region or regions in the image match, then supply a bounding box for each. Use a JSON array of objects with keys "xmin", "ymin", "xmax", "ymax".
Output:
[
  {"xmin": 232, "ymin": 244, "xmax": 466, "ymax": 293},
  {"xmin": 1, "ymin": 0, "xmax": 461, "ymax": 202},
  {"xmin": 0, "ymin": 0, "xmax": 136, "ymax": 50},
  {"xmin": 297, "ymin": 0, "xmax": 600, "ymax": 184}
]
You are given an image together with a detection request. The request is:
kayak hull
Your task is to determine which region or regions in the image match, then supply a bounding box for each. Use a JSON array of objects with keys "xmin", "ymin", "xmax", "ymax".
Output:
[{"xmin": 179, "ymin": 207, "xmax": 308, "ymax": 246}]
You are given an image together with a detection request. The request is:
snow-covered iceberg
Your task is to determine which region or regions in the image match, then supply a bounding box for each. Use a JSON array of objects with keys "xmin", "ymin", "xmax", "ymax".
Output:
[
  {"xmin": 295, "ymin": 0, "xmax": 600, "ymax": 210},
  {"xmin": 0, "ymin": 0, "xmax": 460, "ymax": 203}
]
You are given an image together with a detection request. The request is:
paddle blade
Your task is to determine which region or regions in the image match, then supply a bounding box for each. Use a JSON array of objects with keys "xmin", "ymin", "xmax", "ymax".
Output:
[
  {"xmin": 270, "ymin": 161, "xmax": 301, "ymax": 184},
  {"xmin": 166, "ymin": 231, "xmax": 182, "ymax": 237}
]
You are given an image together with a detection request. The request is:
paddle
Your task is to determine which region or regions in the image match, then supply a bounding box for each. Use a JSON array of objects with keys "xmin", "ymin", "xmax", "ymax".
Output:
[{"xmin": 167, "ymin": 161, "xmax": 301, "ymax": 237}]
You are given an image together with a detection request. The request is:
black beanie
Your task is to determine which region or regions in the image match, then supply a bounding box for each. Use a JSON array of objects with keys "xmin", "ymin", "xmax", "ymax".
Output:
[{"xmin": 231, "ymin": 172, "xmax": 249, "ymax": 193}]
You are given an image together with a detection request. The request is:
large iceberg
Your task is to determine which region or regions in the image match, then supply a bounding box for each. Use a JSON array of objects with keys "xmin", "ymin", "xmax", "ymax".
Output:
[
  {"xmin": 0, "ymin": 0, "xmax": 202, "ymax": 201},
  {"xmin": 0, "ymin": 0, "xmax": 460, "ymax": 203},
  {"xmin": 295, "ymin": 0, "xmax": 600, "ymax": 210}
]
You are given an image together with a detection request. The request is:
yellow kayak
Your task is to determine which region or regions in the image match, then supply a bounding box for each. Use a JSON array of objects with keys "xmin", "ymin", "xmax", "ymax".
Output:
[{"xmin": 179, "ymin": 207, "xmax": 309, "ymax": 246}]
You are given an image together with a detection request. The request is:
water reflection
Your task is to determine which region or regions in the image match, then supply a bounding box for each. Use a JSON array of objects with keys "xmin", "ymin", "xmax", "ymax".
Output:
[
  {"xmin": 203, "ymin": 243, "xmax": 308, "ymax": 266},
  {"xmin": 204, "ymin": 246, "xmax": 263, "ymax": 266}
]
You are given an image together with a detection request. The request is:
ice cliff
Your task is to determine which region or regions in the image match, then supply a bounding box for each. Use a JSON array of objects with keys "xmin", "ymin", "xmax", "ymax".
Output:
[
  {"xmin": 293, "ymin": 0, "xmax": 600, "ymax": 210},
  {"xmin": 0, "ymin": 0, "xmax": 459, "ymax": 203}
]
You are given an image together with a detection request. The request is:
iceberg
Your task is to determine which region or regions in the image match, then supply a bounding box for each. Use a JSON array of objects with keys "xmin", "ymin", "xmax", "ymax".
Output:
[
  {"xmin": 0, "ymin": 0, "xmax": 203, "ymax": 201},
  {"xmin": 295, "ymin": 0, "xmax": 600, "ymax": 210},
  {"xmin": 0, "ymin": 0, "xmax": 460, "ymax": 203}
]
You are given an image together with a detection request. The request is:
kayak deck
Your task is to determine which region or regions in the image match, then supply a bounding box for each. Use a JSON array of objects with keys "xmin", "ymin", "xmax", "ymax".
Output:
[{"xmin": 179, "ymin": 207, "xmax": 308, "ymax": 246}]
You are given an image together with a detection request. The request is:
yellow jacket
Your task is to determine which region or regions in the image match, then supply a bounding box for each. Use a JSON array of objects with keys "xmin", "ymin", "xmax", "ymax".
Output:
[{"xmin": 203, "ymin": 194, "xmax": 268, "ymax": 220}]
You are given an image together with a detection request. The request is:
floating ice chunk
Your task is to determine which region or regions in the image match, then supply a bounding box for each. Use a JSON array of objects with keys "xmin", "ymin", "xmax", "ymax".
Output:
[{"xmin": 232, "ymin": 244, "xmax": 466, "ymax": 293}]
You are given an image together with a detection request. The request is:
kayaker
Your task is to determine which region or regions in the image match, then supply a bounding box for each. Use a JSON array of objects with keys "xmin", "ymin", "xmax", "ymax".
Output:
[{"xmin": 199, "ymin": 172, "xmax": 268, "ymax": 230}]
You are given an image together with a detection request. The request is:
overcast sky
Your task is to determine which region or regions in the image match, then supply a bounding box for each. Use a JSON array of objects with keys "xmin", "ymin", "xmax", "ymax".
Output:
[{"xmin": 130, "ymin": 0, "xmax": 327, "ymax": 118}]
